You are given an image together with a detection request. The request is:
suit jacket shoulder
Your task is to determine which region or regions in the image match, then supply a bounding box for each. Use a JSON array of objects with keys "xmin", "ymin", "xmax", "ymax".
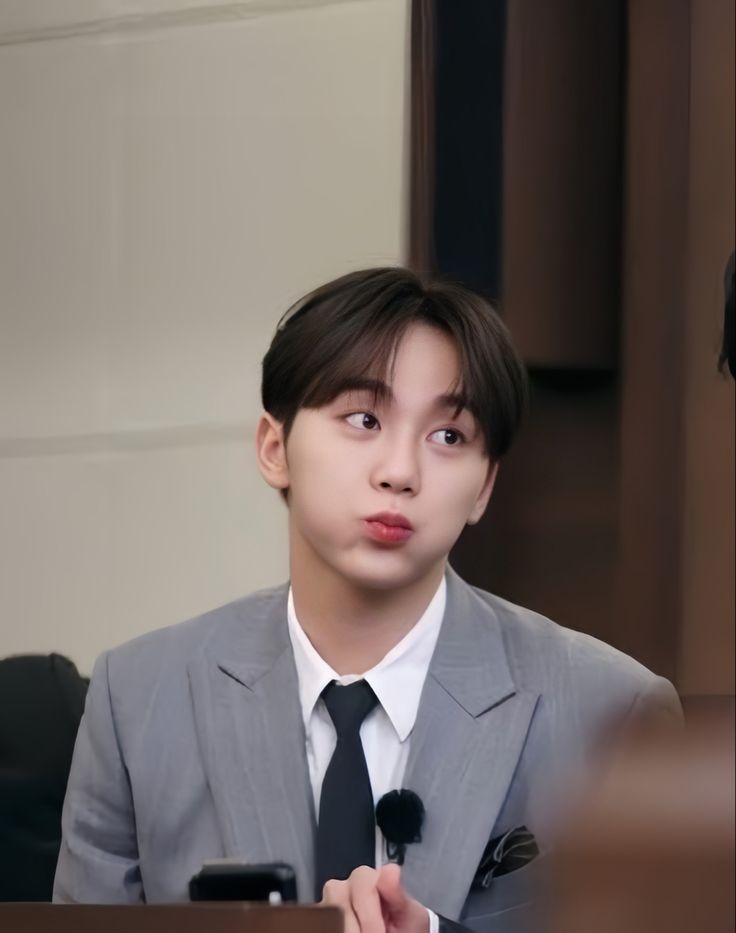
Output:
[
  {"xmin": 471, "ymin": 583, "xmax": 677, "ymax": 707},
  {"xmin": 109, "ymin": 582, "xmax": 288, "ymax": 666},
  {"xmin": 103, "ymin": 582, "xmax": 289, "ymax": 702}
]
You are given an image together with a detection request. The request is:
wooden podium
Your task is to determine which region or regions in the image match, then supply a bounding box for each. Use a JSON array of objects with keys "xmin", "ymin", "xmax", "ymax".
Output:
[{"xmin": 0, "ymin": 903, "xmax": 342, "ymax": 933}]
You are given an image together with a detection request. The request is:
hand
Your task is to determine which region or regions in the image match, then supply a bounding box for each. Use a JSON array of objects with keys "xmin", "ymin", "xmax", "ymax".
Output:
[{"xmin": 319, "ymin": 863, "xmax": 430, "ymax": 933}]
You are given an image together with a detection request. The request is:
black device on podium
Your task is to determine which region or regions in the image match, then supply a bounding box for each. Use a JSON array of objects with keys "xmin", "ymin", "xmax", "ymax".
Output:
[{"xmin": 189, "ymin": 861, "xmax": 297, "ymax": 902}]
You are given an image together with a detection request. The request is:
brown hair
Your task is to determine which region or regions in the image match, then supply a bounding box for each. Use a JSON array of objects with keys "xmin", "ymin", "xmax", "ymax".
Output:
[{"xmin": 261, "ymin": 267, "xmax": 528, "ymax": 499}]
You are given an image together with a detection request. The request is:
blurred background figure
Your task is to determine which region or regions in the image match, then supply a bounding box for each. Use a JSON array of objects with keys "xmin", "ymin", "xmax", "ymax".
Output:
[
  {"xmin": 720, "ymin": 251, "xmax": 735, "ymax": 378},
  {"xmin": 547, "ymin": 702, "xmax": 735, "ymax": 933}
]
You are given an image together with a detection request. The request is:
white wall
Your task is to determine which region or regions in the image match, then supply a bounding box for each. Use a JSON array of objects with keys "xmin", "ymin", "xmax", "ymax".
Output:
[{"xmin": 0, "ymin": 0, "xmax": 409, "ymax": 672}]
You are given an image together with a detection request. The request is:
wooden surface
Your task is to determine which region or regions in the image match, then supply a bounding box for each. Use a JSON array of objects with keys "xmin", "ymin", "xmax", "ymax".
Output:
[
  {"xmin": 618, "ymin": 0, "xmax": 735, "ymax": 687},
  {"xmin": 451, "ymin": 371, "xmax": 620, "ymax": 647},
  {"xmin": 677, "ymin": 0, "xmax": 735, "ymax": 694},
  {"xmin": 503, "ymin": 0, "xmax": 623, "ymax": 369},
  {"xmin": 414, "ymin": 0, "xmax": 735, "ymax": 690},
  {"xmin": 617, "ymin": 0, "xmax": 691, "ymax": 681},
  {"xmin": 0, "ymin": 904, "xmax": 342, "ymax": 933}
]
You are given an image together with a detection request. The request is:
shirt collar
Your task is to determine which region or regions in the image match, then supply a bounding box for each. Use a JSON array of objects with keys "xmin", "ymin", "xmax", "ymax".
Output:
[{"xmin": 287, "ymin": 574, "xmax": 446, "ymax": 743}]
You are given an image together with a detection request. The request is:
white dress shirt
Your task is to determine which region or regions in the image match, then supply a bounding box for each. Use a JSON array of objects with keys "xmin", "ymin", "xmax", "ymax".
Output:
[{"xmin": 287, "ymin": 575, "xmax": 446, "ymax": 930}]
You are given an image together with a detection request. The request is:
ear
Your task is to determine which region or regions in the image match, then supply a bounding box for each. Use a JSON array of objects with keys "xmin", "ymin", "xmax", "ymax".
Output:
[
  {"xmin": 467, "ymin": 460, "xmax": 499, "ymax": 526},
  {"xmin": 254, "ymin": 412, "xmax": 290, "ymax": 492}
]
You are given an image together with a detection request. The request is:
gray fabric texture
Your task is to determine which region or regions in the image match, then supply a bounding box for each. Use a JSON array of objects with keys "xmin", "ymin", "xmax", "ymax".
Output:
[{"xmin": 53, "ymin": 566, "xmax": 681, "ymax": 926}]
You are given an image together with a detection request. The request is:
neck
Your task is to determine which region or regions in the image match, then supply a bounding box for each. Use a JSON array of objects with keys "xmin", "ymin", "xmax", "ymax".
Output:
[{"xmin": 289, "ymin": 535, "xmax": 445, "ymax": 675}]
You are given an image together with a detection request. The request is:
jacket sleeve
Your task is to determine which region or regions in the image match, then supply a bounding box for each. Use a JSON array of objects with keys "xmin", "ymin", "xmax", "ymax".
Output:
[
  {"xmin": 439, "ymin": 917, "xmax": 472, "ymax": 932},
  {"xmin": 630, "ymin": 674, "xmax": 685, "ymax": 730},
  {"xmin": 632, "ymin": 677, "xmax": 685, "ymax": 728},
  {"xmin": 53, "ymin": 651, "xmax": 144, "ymax": 903}
]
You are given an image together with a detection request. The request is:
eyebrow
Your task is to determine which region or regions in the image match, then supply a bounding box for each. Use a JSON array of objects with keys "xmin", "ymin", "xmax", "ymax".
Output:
[{"xmin": 335, "ymin": 378, "xmax": 467, "ymax": 417}]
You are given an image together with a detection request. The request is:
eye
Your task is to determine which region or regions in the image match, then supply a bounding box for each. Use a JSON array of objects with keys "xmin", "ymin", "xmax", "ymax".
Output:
[
  {"xmin": 345, "ymin": 412, "xmax": 380, "ymax": 431},
  {"xmin": 429, "ymin": 428, "xmax": 466, "ymax": 446}
]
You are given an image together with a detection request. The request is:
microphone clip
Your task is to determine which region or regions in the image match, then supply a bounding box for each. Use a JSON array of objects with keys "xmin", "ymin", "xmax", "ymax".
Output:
[{"xmin": 375, "ymin": 789, "xmax": 425, "ymax": 867}]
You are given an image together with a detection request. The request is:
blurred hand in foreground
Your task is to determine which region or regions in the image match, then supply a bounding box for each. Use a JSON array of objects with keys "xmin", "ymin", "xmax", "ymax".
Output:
[{"xmin": 319, "ymin": 864, "xmax": 430, "ymax": 933}]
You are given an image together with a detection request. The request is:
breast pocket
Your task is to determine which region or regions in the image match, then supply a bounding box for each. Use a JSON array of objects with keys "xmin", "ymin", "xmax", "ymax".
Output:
[{"xmin": 460, "ymin": 853, "xmax": 548, "ymax": 921}]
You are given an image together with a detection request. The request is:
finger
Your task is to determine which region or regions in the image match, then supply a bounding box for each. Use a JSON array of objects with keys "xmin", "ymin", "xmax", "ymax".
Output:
[
  {"xmin": 347, "ymin": 866, "xmax": 384, "ymax": 933},
  {"xmin": 376, "ymin": 864, "xmax": 409, "ymax": 920},
  {"xmin": 376, "ymin": 865, "xmax": 430, "ymax": 933},
  {"xmin": 321, "ymin": 878, "xmax": 360, "ymax": 933},
  {"xmin": 320, "ymin": 878, "xmax": 347, "ymax": 904}
]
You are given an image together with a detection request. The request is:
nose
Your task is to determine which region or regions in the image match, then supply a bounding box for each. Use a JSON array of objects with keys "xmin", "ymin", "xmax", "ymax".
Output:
[{"xmin": 372, "ymin": 435, "xmax": 420, "ymax": 495}]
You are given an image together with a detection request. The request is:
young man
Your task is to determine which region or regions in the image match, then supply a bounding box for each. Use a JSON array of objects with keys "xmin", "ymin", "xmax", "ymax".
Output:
[{"xmin": 54, "ymin": 268, "xmax": 681, "ymax": 931}]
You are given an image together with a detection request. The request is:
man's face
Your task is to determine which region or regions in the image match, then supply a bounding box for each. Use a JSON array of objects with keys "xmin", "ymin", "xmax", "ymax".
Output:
[{"xmin": 258, "ymin": 323, "xmax": 497, "ymax": 591}]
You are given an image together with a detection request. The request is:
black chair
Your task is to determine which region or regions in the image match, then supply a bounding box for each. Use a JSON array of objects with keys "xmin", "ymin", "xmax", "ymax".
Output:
[{"xmin": 0, "ymin": 653, "xmax": 88, "ymax": 901}]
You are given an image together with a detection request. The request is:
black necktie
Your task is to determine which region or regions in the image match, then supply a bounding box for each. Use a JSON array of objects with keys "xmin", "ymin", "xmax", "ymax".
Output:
[{"xmin": 314, "ymin": 679, "xmax": 378, "ymax": 898}]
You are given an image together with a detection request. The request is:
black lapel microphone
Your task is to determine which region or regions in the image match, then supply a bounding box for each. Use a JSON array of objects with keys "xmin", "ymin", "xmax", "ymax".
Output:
[{"xmin": 375, "ymin": 789, "xmax": 425, "ymax": 865}]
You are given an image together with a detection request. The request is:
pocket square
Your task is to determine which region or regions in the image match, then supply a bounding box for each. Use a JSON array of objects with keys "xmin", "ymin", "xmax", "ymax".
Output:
[{"xmin": 471, "ymin": 825, "xmax": 539, "ymax": 890}]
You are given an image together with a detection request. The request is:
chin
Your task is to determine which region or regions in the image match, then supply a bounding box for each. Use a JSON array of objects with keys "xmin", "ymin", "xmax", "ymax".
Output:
[{"xmin": 337, "ymin": 551, "xmax": 437, "ymax": 593}]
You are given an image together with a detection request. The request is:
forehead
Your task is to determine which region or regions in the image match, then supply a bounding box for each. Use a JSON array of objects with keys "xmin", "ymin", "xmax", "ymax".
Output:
[
  {"xmin": 349, "ymin": 324, "xmax": 462, "ymax": 398},
  {"xmin": 333, "ymin": 329, "xmax": 470, "ymax": 419},
  {"xmin": 390, "ymin": 323, "xmax": 461, "ymax": 380}
]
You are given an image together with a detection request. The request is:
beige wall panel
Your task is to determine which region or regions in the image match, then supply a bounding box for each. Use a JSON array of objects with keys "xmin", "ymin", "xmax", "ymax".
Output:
[
  {"xmin": 0, "ymin": 437, "xmax": 288, "ymax": 673},
  {"xmin": 0, "ymin": 0, "xmax": 409, "ymax": 670},
  {"xmin": 1, "ymin": 1, "xmax": 407, "ymax": 437},
  {"xmin": 0, "ymin": 38, "xmax": 115, "ymax": 437},
  {"xmin": 0, "ymin": 1, "xmax": 364, "ymax": 38},
  {"xmin": 107, "ymin": 1, "xmax": 406, "ymax": 429}
]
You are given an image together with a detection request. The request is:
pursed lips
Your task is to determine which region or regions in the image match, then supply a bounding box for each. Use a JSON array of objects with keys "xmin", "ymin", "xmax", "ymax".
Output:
[
  {"xmin": 363, "ymin": 513, "xmax": 415, "ymax": 544},
  {"xmin": 364, "ymin": 511, "xmax": 414, "ymax": 531}
]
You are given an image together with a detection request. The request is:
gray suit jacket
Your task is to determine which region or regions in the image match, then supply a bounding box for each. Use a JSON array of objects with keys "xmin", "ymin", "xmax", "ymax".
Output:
[{"xmin": 54, "ymin": 567, "xmax": 680, "ymax": 930}]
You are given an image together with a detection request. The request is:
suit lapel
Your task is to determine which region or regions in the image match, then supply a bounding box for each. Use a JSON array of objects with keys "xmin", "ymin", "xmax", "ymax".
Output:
[
  {"xmin": 400, "ymin": 567, "xmax": 540, "ymax": 920},
  {"xmin": 187, "ymin": 586, "xmax": 317, "ymax": 901}
]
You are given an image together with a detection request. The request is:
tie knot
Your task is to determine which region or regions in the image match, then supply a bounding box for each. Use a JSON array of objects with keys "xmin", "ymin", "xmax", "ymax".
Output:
[{"xmin": 321, "ymin": 680, "xmax": 378, "ymax": 739}]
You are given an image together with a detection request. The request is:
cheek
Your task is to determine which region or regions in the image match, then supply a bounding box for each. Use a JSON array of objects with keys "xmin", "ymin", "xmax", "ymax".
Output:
[
  {"xmin": 294, "ymin": 443, "xmax": 357, "ymax": 495},
  {"xmin": 428, "ymin": 460, "xmax": 488, "ymax": 520},
  {"xmin": 287, "ymin": 437, "xmax": 359, "ymax": 525}
]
